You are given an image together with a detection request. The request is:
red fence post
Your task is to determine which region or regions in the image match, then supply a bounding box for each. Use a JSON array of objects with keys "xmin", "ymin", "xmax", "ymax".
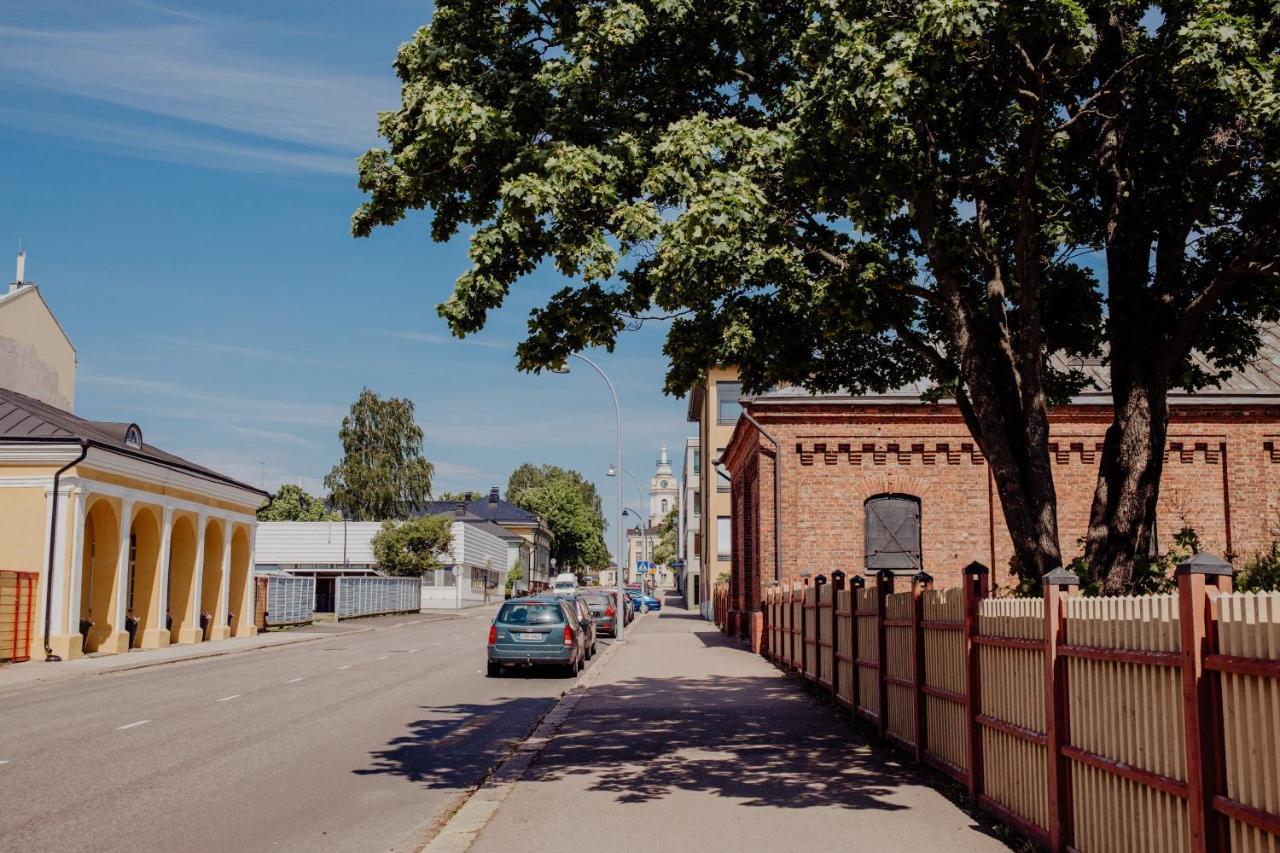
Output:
[
  {"xmin": 876, "ymin": 568, "xmax": 895, "ymax": 741},
  {"xmin": 1044, "ymin": 567, "xmax": 1080, "ymax": 853},
  {"xmin": 851, "ymin": 575, "xmax": 866, "ymax": 712},
  {"xmin": 962, "ymin": 562, "xmax": 990, "ymax": 806},
  {"xmin": 831, "ymin": 569, "xmax": 846, "ymax": 704},
  {"xmin": 1178, "ymin": 552, "xmax": 1234, "ymax": 853},
  {"xmin": 912, "ymin": 570, "xmax": 933, "ymax": 762}
]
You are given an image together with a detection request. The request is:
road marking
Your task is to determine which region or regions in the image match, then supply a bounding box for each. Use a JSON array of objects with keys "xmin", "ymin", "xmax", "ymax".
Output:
[
  {"xmin": 0, "ymin": 760, "xmax": 10, "ymax": 766},
  {"xmin": 377, "ymin": 655, "xmax": 389, "ymax": 661},
  {"xmin": 408, "ymin": 648, "xmax": 420, "ymax": 654},
  {"xmin": 117, "ymin": 720, "xmax": 151, "ymax": 730},
  {"xmin": 433, "ymin": 643, "xmax": 442, "ymax": 647},
  {"xmin": 286, "ymin": 677, "xmax": 304, "ymax": 683},
  {"xmin": 338, "ymin": 665, "xmax": 352, "ymax": 670},
  {"xmin": 216, "ymin": 694, "xmax": 241, "ymax": 703}
]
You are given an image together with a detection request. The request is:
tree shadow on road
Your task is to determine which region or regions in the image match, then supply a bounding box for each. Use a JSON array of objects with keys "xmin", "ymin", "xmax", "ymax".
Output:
[{"xmin": 356, "ymin": 671, "xmax": 915, "ymax": 813}]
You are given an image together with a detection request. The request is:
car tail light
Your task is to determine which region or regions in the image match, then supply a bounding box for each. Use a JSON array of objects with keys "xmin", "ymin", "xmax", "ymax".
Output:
[
  {"xmin": 605, "ymin": 606, "xmax": 615, "ymax": 617},
  {"xmin": 488, "ymin": 624, "xmax": 497, "ymax": 645},
  {"xmin": 563, "ymin": 625, "xmax": 574, "ymax": 646}
]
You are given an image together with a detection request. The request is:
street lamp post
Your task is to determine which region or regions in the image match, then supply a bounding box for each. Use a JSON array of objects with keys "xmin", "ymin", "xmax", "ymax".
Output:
[
  {"xmin": 622, "ymin": 508, "xmax": 649, "ymax": 600},
  {"xmin": 552, "ymin": 354, "xmax": 627, "ymax": 643}
]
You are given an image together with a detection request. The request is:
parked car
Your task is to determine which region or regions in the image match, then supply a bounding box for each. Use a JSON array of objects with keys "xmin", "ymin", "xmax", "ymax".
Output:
[
  {"xmin": 487, "ymin": 597, "xmax": 588, "ymax": 677},
  {"xmin": 628, "ymin": 591, "xmax": 662, "ymax": 612},
  {"xmin": 605, "ymin": 589, "xmax": 634, "ymax": 624},
  {"xmin": 579, "ymin": 591, "xmax": 618, "ymax": 637},
  {"xmin": 552, "ymin": 572, "xmax": 578, "ymax": 594},
  {"xmin": 535, "ymin": 593, "xmax": 597, "ymax": 658}
]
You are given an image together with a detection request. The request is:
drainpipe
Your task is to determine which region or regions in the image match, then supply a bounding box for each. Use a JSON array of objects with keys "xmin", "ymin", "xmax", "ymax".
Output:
[
  {"xmin": 44, "ymin": 439, "xmax": 90, "ymax": 662},
  {"xmin": 739, "ymin": 411, "xmax": 782, "ymax": 584}
]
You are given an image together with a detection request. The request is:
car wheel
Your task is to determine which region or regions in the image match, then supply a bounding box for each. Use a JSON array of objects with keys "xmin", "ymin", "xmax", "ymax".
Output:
[
  {"xmin": 561, "ymin": 662, "xmax": 577, "ymax": 678},
  {"xmin": 486, "ymin": 661, "xmax": 501, "ymax": 678}
]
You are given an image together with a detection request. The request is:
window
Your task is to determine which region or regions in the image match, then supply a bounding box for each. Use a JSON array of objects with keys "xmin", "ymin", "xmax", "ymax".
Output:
[
  {"xmin": 661, "ymin": 498, "xmax": 669, "ymax": 514},
  {"xmin": 693, "ymin": 490, "xmax": 701, "ymax": 517},
  {"xmin": 864, "ymin": 494, "xmax": 922, "ymax": 572},
  {"xmin": 692, "ymin": 448, "xmax": 700, "ymax": 474},
  {"xmin": 717, "ymin": 516, "xmax": 732, "ymax": 560},
  {"xmin": 124, "ymin": 424, "xmax": 143, "ymax": 449},
  {"xmin": 716, "ymin": 448, "xmax": 731, "ymax": 492},
  {"xmin": 694, "ymin": 532, "xmax": 701, "ymax": 556},
  {"xmin": 716, "ymin": 381, "xmax": 743, "ymax": 424}
]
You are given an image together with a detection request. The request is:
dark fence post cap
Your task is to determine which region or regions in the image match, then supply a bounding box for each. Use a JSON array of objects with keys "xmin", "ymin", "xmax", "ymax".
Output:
[
  {"xmin": 913, "ymin": 570, "xmax": 933, "ymax": 585},
  {"xmin": 1175, "ymin": 552, "xmax": 1234, "ymax": 577},
  {"xmin": 831, "ymin": 569, "xmax": 847, "ymax": 582},
  {"xmin": 815, "ymin": 573, "xmax": 828, "ymax": 585},
  {"xmin": 875, "ymin": 568, "xmax": 896, "ymax": 582},
  {"xmin": 1042, "ymin": 567, "xmax": 1080, "ymax": 587},
  {"xmin": 851, "ymin": 576, "xmax": 866, "ymax": 589},
  {"xmin": 963, "ymin": 561, "xmax": 990, "ymax": 576}
]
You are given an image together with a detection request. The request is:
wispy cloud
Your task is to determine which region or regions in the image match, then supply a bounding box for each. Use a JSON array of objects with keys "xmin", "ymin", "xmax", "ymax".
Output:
[
  {"xmin": 0, "ymin": 18, "xmax": 394, "ymax": 173},
  {"xmin": 143, "ymin": 334, "xmax": 327, "ymax": 366},
  {"xmin": 82, "ymin": 373, "xmax": 345, "ymax": 427},
  {"xmin": 383, "ymin": 331, "xmax": 512, "ymax": 351},
  {"xmin": 227, "ymin": 424, "xmax": 321, "ymax": 448}
]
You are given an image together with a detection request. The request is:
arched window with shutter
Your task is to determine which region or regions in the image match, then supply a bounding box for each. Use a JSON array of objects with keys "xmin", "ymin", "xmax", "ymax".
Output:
[{"xmin": 864, "ymin": 493, "xmax": 922, "ymax": 572}]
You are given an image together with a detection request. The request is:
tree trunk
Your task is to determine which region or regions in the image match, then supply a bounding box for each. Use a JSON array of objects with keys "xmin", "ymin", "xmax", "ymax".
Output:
[{"xmin": 1084, "ymin": 375, "xmax": 1168, "ymax": 593}]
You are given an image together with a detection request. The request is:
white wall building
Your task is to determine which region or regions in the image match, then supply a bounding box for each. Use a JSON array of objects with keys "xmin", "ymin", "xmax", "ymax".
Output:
[
  {"xmin": 420, "ymin": 518, "xmax": 508, "ymax": 610},
  {"xmin": 679, "ymin": 436, "xmax": 701, "ymax": 607}
]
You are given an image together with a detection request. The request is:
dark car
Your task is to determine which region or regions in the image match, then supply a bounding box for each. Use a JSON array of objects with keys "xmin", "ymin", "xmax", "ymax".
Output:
[
  {"xmin": 579, "ymin": 590, "xmax": 619, "ymax": 637},
  {"xmin": 487, "ymin": 597, "xmax": 587, "ymax": 677},
  {"xmin": 534, "ymin": 593, "xmax": 597, "ymax": 658}
]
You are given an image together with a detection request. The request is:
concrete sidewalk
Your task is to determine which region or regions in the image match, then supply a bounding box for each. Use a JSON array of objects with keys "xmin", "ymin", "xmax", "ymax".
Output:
[
  {"xmin": 0, "ymin": 611, "xmax": 457, "ymax": 692},
  {"xmin": 467, "ymin": 595, "xmax": 1009, "ymax": 853}
]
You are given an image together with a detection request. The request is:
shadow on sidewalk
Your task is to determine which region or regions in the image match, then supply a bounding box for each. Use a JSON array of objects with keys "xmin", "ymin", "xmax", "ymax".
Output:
[{"xmin": 356, "ymin": 673, "xmax": 912, "ymax": 813}]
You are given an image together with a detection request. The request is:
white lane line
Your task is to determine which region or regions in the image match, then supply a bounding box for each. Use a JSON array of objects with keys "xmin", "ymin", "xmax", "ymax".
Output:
[
  {"xmin": 117, "ymin": 720, "xmax": 151, "ymax": 730},
  {"xmin": 408, "ymin": 648, "xmax": 420, "ymax": 654},
  {"xmin": 338, "ymin": 665, "xmax": 352, "ymax": 670},
  {"xmin": 216, "ymin": 694, "xmax": 241, "ymax": 703},
  {"xmin": 0, "ymin": 760, "xmax": 10, "ymax": 765},
  {"xmin": 286, "ymin": 677, "xmax": 304, "ymax": 684},
  {"xmin": 377, "ymin": 655, "xmax": 389, "ymax": 661},
  {"xmin": 433, "ymin": 643, "xmax": 442, "ymax": 647}
]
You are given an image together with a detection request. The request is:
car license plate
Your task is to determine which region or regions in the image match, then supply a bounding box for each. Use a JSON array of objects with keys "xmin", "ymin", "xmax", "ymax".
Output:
[{"xmin": 516, "ymin": 632, "xmax": 542, "ymax": 641}]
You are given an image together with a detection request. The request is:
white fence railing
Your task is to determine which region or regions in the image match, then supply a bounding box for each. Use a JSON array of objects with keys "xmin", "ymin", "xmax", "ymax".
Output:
[
  {"xmin": 265, "ymin": 576, "xmax": 315, "ymax": 626},
  {"xmin": 336, "ymin": 576, "xmax": 421, "ymax": 619}
]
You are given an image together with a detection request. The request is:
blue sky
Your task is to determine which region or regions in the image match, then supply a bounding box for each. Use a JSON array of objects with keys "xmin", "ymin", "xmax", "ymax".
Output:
[{"xmin": 0, "ymin": 0, "xmax": 693, "ymax": 560}]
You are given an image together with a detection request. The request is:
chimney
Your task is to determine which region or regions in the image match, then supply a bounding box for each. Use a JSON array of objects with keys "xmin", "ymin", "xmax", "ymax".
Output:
[
  {"xmin": 455, "ymin": 502, "xmax": 466, "ymax": 516},
  {"xmin": 9, "ymin": 250, "xmax": 27, "ymax": 294},
  {"xmin": 489, "ymin": 487, "xmax": 500, "ymax": 503}
]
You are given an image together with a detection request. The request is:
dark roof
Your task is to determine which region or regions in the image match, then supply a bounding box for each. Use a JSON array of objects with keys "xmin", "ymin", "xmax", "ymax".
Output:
[
  {"xmin": 414, "ymin": 488, "xmax": 542, "ymax": 525},
  {"xmin": 427, "ymin": 507, "xmax": 524, "ymax": 542},
  {"xmin": 0, "ymin": 386, "xmax": 267, "ymax": 496}
]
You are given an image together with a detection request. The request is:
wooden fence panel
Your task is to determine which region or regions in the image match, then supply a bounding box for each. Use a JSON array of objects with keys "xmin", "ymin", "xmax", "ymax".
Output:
[
  {"xmin": 782, "ymin": 586, "xmax": 794, "ymax": 668},
  {"xmin": 771, "ymin": 590, "xmax": 783, "ymax": 661},
  {"xmin": 1216, "ymin": 592, "xmax": 1280, "ymax": 853},
  {"xmin": 818, "ymin": 582, "xmax": 835, "ymax": 690},
  {"xmin": 804, "ymin": 585, "xmax": 818, "ymax": 681},
  {"xmin": 791, "ymin": 585, "xmax": 803, "ymax": 672},
  {"xmin": 885, "ymin": 590, "xmax": 917, "ymax": 749},
  {"xmin": 1064, "ymin": 594, "xmax": 1188, "ymax": 853},
  {"xmin": 978, "ymin": 597, "xmax": 1049, "ymax": 839},
  {"xmin": 923, "ymin": 587, "xmax": 967, "ymax": 777},
  {"xmin": 855, "ymin": 585, "xmax": 880, "ymax": 722},
  {"xmin": 836, "ymin": 587, "xmax": 855, "ymax": 707}
]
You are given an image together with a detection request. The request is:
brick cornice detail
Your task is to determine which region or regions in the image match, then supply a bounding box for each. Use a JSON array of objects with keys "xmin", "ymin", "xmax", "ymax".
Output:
[{"xmin": 794, "ymin": 441, "xmax": 984, "ymax": 466}]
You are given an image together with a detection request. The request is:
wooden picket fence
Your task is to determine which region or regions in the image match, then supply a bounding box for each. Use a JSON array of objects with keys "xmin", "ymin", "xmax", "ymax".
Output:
[
  {"xmin": 760, "ymin": 561, "xmax": 1280, "ymax": 853},
  {"xmin": 1, "ymin": 570, "xmax": 37, "ymax": 663}
]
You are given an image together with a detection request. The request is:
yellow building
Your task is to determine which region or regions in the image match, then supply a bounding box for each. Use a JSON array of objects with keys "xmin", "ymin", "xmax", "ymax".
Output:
[
  {"xmin": 0, "ymin": 261, "xmax": 267, "ymax": 661},
  {"xmin": 685, "ymin": 367, "xmax": 741, "ymax": 616}
]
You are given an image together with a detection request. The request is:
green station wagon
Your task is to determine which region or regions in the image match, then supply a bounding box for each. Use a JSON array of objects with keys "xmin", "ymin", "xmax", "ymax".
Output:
[{"xmin": 486, "ymin": 597, "xmax": 588, "ymax": 677}]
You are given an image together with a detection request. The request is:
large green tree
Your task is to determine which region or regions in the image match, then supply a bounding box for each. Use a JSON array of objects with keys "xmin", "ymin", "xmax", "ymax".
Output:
[
  {"xmin": 355, "ymin": 2, "xmax": 1279, "ymax": 591},
  {"xmin": 511, "ymin": 477, "xmax": 610, "ymax": 573},
  {"xmin": 507, "ymin": 463, "xmax": 605, "ymax": 519},
  {"xmin": 325, "ymin": 389, "xmax": 435, "ymax": 521},
  {"xmin": 257, "ymin": 484, "xmax": 340, "ymax": 522},
  {"xmin": 371, "ymin": 516, "xmax": 454, "ymax": 576}
]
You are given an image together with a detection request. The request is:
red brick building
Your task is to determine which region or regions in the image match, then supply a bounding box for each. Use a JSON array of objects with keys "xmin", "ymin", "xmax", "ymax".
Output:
[{"xmin": 718, "ymin": 346, "xmax": 1280, "ymax": 629}]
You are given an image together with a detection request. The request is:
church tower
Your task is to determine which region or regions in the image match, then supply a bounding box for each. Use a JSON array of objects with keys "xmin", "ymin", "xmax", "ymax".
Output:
[{"xmin": 649, "ymin": 444, "xmax": 678, "ymax": 527}]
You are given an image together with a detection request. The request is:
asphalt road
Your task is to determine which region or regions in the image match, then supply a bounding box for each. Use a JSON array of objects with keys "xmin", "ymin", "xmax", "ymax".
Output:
[{"xmin": 0, "ymin": 607, "xmax": 599, "ymax": 852}]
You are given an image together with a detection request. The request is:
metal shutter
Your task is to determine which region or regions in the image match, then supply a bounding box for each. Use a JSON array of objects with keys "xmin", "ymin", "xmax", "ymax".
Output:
[{"xmin": 864, "ymin": 494, "xmax": 921, "ymax": 571}]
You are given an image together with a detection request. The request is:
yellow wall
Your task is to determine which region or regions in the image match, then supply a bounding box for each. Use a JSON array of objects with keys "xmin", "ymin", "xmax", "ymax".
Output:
[
  {"xmin": 0, "ymin": 286, "xmax": 75, "ymax": 410},
  {"xmin": 0, "ymin": 486, "xmax": 50, "ymax": 573},
  {"xmin": 697, "ymin": 367, "xmax": 740, "ymax": 592}
]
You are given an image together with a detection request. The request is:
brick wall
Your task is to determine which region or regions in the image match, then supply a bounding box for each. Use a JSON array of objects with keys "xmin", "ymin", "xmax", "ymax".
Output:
[{"xmin": 721, "ymin": 401, "xmax": 1280, "ymax": 607}]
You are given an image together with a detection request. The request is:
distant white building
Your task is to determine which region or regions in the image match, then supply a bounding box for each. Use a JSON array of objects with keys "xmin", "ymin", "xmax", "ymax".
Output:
[
  {"xmin": 678, "ymin": 436, "xmax": 701, "ymax": 607},
  {"xmin": 255, "ymin": 517, "xmax": 508, "ymax": 611}
]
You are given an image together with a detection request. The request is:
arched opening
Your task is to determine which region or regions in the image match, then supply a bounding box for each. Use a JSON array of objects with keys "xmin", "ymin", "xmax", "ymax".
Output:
[
  {"xmin": 661, "ymin": 498, "xmax": 669, "ymax": 515},
  {"xmin": 167, "ymin": 515, "xmax": 199, "ymax": 644},
  {"xmin": 128, "ymin": 506, "xmax": 163, "ymax": 648},
  {"xmin": 80, "ymin": 498, "xmax": 120, "ymax": 654},
  {"xmin": 200, "ymin": 519, "xmax": 225, "ymax": 641},
  {"xmin": 227, "ymin": 526, "xmax": 252, "ymax": 638}
]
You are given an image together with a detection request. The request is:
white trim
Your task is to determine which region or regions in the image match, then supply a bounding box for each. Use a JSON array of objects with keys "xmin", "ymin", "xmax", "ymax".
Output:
[
  {"xmin": 0, "ymin": 476, "xmax": 55, "ymax": 489},
  {"xmin": 59, "ymin": 476, "xmax": 256, "ymax": 526},
  {"xmin": 0, "ymin": 444, "xmax": 83, "ymax": 464},
  {"xmin": 79, "ymin": 447, "xmax": 263, "ymax": 510}
]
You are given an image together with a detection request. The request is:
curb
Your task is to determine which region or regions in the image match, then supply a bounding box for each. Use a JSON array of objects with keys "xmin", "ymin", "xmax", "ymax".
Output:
[{"xmin": 419, "ymin": 632, "xmax": 630, "ymax": 852}]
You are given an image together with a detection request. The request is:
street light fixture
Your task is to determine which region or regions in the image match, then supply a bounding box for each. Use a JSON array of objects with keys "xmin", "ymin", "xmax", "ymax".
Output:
[{"xmin": 550, "ymin": 354, "xmax": 627, "ymax": 643}]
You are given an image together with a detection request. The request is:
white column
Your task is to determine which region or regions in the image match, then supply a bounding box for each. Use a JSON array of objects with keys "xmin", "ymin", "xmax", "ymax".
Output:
[
  {"xmin": 192, "ymin": 513, "xmax": 207, "ymax": 614},
  {"xmin": 45, "ymin": 484, "xmax": 74, "ymax": 637},
  {"xmin": 64, "ymin": 489, "xmax": 88, "ymax": 641},
  {"xmin": 216, "ymin": 521, "xmax": 233, "ymax": 639},
  {"xmin": 153, "ymin": 505, "xmax": 174, "ymax": 641},
  {"xmin": 242, "ymin": 525, "xmax": 258, "ymax": 635},
  {"xmin": 111, "ymin": 498, "xmax": 135, "ymax": 652}
]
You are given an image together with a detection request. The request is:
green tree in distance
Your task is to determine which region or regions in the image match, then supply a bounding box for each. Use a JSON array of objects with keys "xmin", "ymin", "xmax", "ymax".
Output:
[
  {"xmin": 371, "ymin": 515, "xmax": 454, "ymax": 576},
  {"xmin": 354, "ymin": 2, "xmax": 1280, "ymax": 592},
  {"xmin": 512, "ymin": 477, "xmax": 610, "ymax": 574},
  {"xmin": 325, "ymin": 389, "xmax": 435, "ymax": 521},
  {"xmin": 437, "ymin": 490, "xmax": 482, "ymax": 503},
  {"xmin": 257, "ymin": 484, "xmax": 340, "ymax": 522},
  {"xmin": 507, "ymin": 463, "xmax": 605, "ymax": 520},
  {"xmin": 651, "ymin": 505, "xmax": 679, "ymax": 568}
]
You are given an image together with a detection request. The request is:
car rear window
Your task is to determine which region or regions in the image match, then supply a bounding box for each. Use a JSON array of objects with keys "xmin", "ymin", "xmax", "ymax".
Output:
[
  {"xmin": 581, "ymin": 594, "xmax": 610, "ymax": 606},
  {"xmin": 498, "ymin": 602, "xmax": 565, "ymax": 625}
]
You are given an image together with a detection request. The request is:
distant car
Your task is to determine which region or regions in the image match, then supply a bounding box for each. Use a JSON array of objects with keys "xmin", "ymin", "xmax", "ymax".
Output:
[
  {"xmin": 605, "ymin": 590, "xmax": 634, "ymax": 624},
  {"xmin": 552, "ymin": 572, "xmax": 578, "ymax": 594},
  {"xmin": 579, "ymin": 591, "xmax": 618, "ymax": 637},
  {"xmin": 534, "ymin": 593, "xmax": 598, "ymax": 658},
  {"xmin": 487, "ymin": 597, "xmax": 588, "ymax": 677},
  {"xmin": 628, "ymin": 591, "xmax": 662, "ymax": 612}
]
